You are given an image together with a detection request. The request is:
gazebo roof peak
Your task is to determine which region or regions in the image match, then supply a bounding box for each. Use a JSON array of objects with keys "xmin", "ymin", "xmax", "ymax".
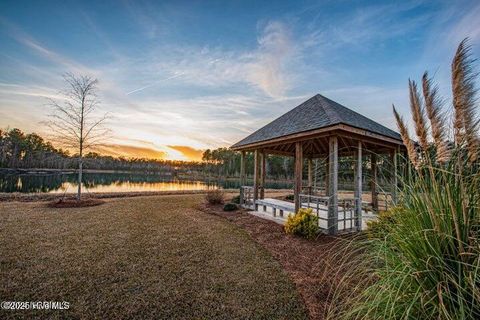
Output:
[{"xmin": 231, "ymin": 93, "xmax": 401, "ymax": 149}]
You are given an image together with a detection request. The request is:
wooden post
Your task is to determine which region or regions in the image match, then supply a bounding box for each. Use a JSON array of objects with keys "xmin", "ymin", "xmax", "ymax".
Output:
[
  {"xmin": 260, "ymin": 150, "xmax": 266, "ymax": 199},
  {"xmin": 354, "ymin": 141, "xmax": 362, "ymax": 231},
  {"xmin": 240, "ymin": 151, "xmax": 246, "ymax": 185},
  {"xmin": 253, "ymin": 150, "xmax": 260, "ymax": 209},
  {"xmin": 307, "ymin": 158, "xmax": 313, "ymax": 195},
  {"xmin": 371, "ymin": 153, "xmax": 378, "ymax": 212},
  {"xmin": 392, "ymin": 148, "xmax": 398, "ymax": 204},
  {"xmin": 239, "ymin": 151, "xmax": 246, "ymax": 206},
  {"xmin": 328, "ymin": 136, "xmax": 338, "ymax": 235},
  {"xmin": 325, "ymin": 156, "xmax": 330, "ymax": 196},
  {"xmin": 294, "ymin": 142, "xmax": 303, "ymax": 213}
]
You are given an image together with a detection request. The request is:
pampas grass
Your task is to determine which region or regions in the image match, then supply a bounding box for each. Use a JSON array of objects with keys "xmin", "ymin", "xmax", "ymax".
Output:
[
  {"xmin": 409, "ymin": 79, "xmax": 429, "ymax": 151},
  {"xmin": 327, "ymin": 39, "xmax": 480, "ymax": 320},
  {"xmin": 393, "ymin": 105, "xmax": 418, "ymax": 167},
  {"xmin": 422, "ymin": 72, "xmax": 451, "ymax": 163},
  {"xmin": 452, "ymin": 39, "xmax": 479, "ymax": 162}
]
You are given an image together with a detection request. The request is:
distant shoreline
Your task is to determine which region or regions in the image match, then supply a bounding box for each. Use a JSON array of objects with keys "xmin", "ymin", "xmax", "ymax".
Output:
[
  {"xmin": 0, "ymin": 189, "xmax": 292, "ymax": 202},
  {"xmin": 0, "ymin": 168, "xmax": 174, "ymax": 175},
  {"xmin": 0, "ymin": 168, "xmax": 295, "ymax": 183}
]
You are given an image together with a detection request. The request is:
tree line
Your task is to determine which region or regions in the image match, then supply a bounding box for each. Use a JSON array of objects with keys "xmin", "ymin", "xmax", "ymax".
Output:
[
  {"xmin": 1, "ymin": 128, "xmax": 394, "ymax": 185},
  {"xmin": 0, "ymin": 128, "xmax": 203, "ymax": 173},
  {"xmin": 202, "ymin": 147, "xmax": 295, "ymax": 179},
  {"xmin": 0, "ymin": 128, "xmax": 298, "ymax": 179}
]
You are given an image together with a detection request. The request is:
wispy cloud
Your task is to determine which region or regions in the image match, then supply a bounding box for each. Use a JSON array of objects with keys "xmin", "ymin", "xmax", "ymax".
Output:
[
  {"xmin": 446, "ymin": 2, "xmax": 480, "ymax": 45},
  {"xmin": 167, "ymin": 145, "xmax": 204, "ymax": 161},
  {"xmin": 246, "ymin": 21, "xmax": 297, "ymax": 97},
  {"xmin": 97, "ymin": 143, "xmax": 167, "ymax": 160},
  {"xmin": 1, "ymin": 1, "xmax": 479, "ymax": 161},
  {"xmin": 127, "ymin": 20, "xmax": 300, "ymax": 98},
  {"xmin": 125, "ymin": 72, "xmax": 185, "ymax": 95}
]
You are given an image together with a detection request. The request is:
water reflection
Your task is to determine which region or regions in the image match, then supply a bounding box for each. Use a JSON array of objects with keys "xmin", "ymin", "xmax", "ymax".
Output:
[{"xmin": 0, "ymin": 172, "xmax": 293, "ymax": 193}]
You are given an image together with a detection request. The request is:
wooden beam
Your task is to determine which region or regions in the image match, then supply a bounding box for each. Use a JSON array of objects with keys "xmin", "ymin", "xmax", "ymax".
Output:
[
  {"xmin": 336, "ymin": 132, "xmax": 398, "ymax": 150},
  {"xmin": 232, "ymin": 125, "xmax": 342, "ymax": 150},
  {"xmin": 311, "ymin": 138, "xmax": 324, "ymax": 154},
  {"xmin": 263, "ymin": 148, "xmax": 294, "ymax": 157},
  {"xmin": 253, "ymin": 150, "xmax": 260, "ymax": 205},
  {"xmin": 328, "ymin": 136, "xmax": 338, "ymax": 235},
  {"xmin": 294, "ymin": 142, "xmax": 303, "ymax": 213},
  {"xmin": 371, "ymin": 153, "xmax": 378, "ymax": 212},
  {"xmin": 287, "ymin": 143, "xmax": 296, "ymax": 153},
  {"xmin": 354, "ymin": 141, "xmax": 362, "ymax": 231},
  {"xmin": 260, "ymin": 150, "xmax": 266, "ymax": 199},
  {"xmin": 337, "ymin": 124, "xmax": 404, "ymax": 146}
]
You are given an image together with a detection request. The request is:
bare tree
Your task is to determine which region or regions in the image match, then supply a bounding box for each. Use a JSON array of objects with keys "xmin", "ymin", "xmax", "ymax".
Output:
[{"xmin": 45, "ymin": 73, "xmax": 109, "ymax": 200}]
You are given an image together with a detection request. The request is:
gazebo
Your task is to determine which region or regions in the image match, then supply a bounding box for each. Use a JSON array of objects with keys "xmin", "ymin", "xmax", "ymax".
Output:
[{"xmin": 231, "ymin": 94, "xmax": 404, "ymax": 235}]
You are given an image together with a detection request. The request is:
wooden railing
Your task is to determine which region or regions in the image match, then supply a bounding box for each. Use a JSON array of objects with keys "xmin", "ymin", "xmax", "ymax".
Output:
[
  {"xmin": 301, "ymin": 186, "xmax": 327, "ymax": 196},
  {"xmin": 377, "ymin": 191, "xmax": 393, "ymax": 211},
  {"xmin": 337, "ymin": 198, "xmax": 356, "ymax": 231},
  {"xmin": 299, "ymin": 194, "xmax": 329, "ymax": 222},
  {"xmin": 240, "ymin": 186, "xmax": 254, "ymax": 209},
  {"xmin": 299, "ymin": 194, "xmax": 359, "ymax": 233}
]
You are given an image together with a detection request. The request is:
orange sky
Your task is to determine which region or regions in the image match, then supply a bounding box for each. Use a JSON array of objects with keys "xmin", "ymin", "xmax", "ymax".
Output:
[
  {"xmin": 97, "ymin": 144, "xmax": 204, "ymax": 162},
  {"xmin": 2, "ymin": 1, "xmax": 477, "ymax": 163}
]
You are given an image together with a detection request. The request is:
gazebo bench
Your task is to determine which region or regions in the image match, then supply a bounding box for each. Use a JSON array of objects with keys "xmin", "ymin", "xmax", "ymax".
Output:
[{"xmin": 254, "ymin": 199, "xmax": 295, "ymax": 217}]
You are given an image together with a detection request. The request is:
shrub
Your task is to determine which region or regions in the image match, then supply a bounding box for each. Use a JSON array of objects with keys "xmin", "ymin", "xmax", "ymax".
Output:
[
  {"xmin": 205, "ymin": 189, "xmax": 224, "ymax": 205},
  {"xmin": 284, "ymin": 208, "xmax": 319, "ymax": 239},
  {"xmin": 366, "ymin": 208, "xmax": 397, "ymax": 239},
  {"xmin": 285, "ymin": 194, "xmax": 294, "ymax": 201},
  {"xmin": 230, "ymin": 195, "xmax": 240, "ymax": 204},
  {"xmin": 223, "ymin": 203, "xmax": 238, "ymax": 211}
]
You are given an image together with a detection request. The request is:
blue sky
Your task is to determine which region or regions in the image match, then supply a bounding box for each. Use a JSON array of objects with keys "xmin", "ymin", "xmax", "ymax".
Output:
[{"xmin": 1, "ymin": 0, "xmax": 479, "ymax": 160}]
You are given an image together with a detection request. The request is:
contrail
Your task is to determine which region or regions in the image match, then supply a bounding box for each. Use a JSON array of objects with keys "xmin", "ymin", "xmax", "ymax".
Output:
[{"xmin": 126, "ymin": 73, "xmax": 184, "ymax": 95}]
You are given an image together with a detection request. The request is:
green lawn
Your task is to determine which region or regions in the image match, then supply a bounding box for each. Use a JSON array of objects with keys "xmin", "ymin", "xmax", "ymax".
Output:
[{"xmin": 0, "ymin": 195, "xmax": 307, "ymax": 319}]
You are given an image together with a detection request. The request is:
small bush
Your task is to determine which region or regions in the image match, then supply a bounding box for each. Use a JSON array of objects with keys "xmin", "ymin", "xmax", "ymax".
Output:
[
  {"xmin": 223, "ymin": 203, "xmax": 238, "ymax": 211},
  {"xmin": 366, "ymin": 208, "xmax": 397, "ymax": 239},
  {"xmin": 205, "ymin": 189, "xmax": 224, "ymax": 205},
  {"xmin": 230, "ymin": 195, "xmax": 240, "ymax": 204},
  {"xmin": 285, "ymin": 194, "xmax": 294, "ymax": 201},
  {"xmin": 284, "ymin": 208, "xmax": 319, "ymax": 239}
]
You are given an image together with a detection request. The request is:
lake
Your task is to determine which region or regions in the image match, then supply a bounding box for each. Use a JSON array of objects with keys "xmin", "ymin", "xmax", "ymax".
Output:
[{"xmin": 0, "ymin": 172, "xmax": 293, "ymax": 193}]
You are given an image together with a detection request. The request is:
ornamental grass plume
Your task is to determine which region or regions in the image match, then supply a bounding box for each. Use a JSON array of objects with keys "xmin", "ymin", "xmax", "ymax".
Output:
[
  {"xmin": 422, "ymin": 72, "xmax": 451, "ymax": 163},
  {"xmin": 327, "ymin": 39, "xmax": 480, "ymax": 320},
  {"xmin": 452, "ymin": 39, "xmax": 480, "ymax": 162},
  {"xmin": 393, "ymin": 105, "xmax": 418, "ymax": 167},
  {"xmin": 409, "ymin": 79, "xmax": 429, "ymax": 151}
]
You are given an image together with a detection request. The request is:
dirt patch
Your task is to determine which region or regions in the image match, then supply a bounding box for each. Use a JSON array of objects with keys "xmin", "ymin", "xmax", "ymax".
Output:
[
  {"xmin": 47, "ymin": 198, "xmax": 106, "ymax": 208},
  {"xmin": 199, "ymin": 203, "xmax": 352, "ymax": 320}
]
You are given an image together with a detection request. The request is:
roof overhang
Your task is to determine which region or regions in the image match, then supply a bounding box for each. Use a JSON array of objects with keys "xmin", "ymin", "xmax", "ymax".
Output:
[{"xmin": 231, "ymin": 123, "xmax": 403, "ymax": 153}]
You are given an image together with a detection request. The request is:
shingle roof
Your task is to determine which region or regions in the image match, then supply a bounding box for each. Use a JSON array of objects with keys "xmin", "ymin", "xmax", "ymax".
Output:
[{"xmin": 231, "ymin": 94, "xmax": 401, "ymax": 148}]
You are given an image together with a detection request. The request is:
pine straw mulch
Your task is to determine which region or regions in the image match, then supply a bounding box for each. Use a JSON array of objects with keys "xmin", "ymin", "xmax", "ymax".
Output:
[
  {"xmin": 199, "ymin": 203, "xmax": 355, "ymax": 320},
  {"xmin": 47, "ymin": 198, "xmax": 106, "ymax": 208}
]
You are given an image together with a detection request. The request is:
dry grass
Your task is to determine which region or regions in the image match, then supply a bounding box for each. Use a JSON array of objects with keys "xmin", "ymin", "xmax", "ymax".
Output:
[{"xmin": 0, "ymin": 194, "xmax": 307, "ymax": 319}]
